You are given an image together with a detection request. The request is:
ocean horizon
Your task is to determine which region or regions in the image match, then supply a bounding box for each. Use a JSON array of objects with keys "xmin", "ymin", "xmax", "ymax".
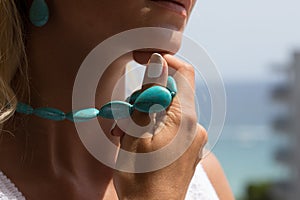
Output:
[{"xmin": 197, "ymin": 80, "xmax": 290, "ymax": 198}]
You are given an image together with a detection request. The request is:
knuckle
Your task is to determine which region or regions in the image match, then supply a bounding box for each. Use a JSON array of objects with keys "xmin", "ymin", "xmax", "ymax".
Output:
[
  {"xmin": 166, "ymin": 99, "xmax": 185, "ymax": 124},
  {"xmin": 185, "ymin": 113, "xmax": 197, "ymax": 125},
  {"xmin": 184, "ymin": 64, "xmax": 195, "ymax": 75},
  {"xmin": 166, "ymin": 107, "xmax": 181, "ymax": 126},
  {"xmin": 183, "ymin": 113, "xmax": 198, "ymax": 135},
  {"xmin": 196, "ymin": 124, "xmax": 208, "ymax": 146}
]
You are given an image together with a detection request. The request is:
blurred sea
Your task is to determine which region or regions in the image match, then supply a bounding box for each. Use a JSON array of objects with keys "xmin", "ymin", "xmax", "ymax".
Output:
[{"xmin": 196, "ymin": 80, "xmax": 290, "ymax": 198}]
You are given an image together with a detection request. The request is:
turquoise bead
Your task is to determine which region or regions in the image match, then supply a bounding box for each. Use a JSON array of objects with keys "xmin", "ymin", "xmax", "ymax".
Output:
[
  {"xmin": 98, "ymin": 101, "xmax": 133, "ymax": 119},
  {"xmin": 16, "ymin": 103, "xmax": 34, "ymax": 114},
  {"xmin": 127, "ymin": 90, "xmax": 141, "ymax": 104},
  {"xmin": 134, "ymin": 86, "xmax": 172, "ymax": 113},
  {"xmin": 33, "ymin": 107, "xmax": 65, "ymax": 121},
  {"xmin": 66, "ymin": 108, "xmax": 99, "ymax": 122},
  {"xmin": 29, "ymin": 0, "xmax": 49, "ymax": 27},
  {"xmin": 125, "ymin": 96, "xmax": 130, "ymax": 103},
  {"xmin": 167, "ymin": 76, "xmax": 177, "ymax": 97}
]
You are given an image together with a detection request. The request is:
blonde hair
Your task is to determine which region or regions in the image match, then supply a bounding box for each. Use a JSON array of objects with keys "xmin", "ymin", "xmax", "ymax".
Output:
[{"xmin": 0, "ymin": 0, "xmax": 29, "ymax": 124}]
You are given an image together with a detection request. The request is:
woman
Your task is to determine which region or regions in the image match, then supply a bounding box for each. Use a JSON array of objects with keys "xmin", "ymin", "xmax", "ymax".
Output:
[{"xmin": 0, "ymin": 0, "xmax": 234, "ymax": 199}]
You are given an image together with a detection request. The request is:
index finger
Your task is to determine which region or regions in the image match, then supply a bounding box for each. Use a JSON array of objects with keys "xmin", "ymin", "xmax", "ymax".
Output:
[{"xmin": 163, "ymin": 54, "xmax": 196, "ymax": 113}]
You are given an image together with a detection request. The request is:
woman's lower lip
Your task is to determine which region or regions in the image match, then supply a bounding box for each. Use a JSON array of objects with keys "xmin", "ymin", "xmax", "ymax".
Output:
[{"xmin": 150, "ymin": 0, "xmax": 187, "ymax": 17}]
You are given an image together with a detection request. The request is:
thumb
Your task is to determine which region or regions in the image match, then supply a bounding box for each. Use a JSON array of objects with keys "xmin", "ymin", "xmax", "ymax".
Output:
[
  {"xmin": 131, "ymin": 53, "xmax": 168, "ymax": 131},
  {"xmin": 111, "ymin": 53, "xmax": 169, "ymax": 141},
  {"xmin": 142, "ymin": 53, "xmax": 168, "ymax": 89}
]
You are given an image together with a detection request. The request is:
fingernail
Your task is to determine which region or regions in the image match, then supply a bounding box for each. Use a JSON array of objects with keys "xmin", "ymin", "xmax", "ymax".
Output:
[{"xmin": 147, "ymin": 53, "xmax": 163, "ymax": 78}]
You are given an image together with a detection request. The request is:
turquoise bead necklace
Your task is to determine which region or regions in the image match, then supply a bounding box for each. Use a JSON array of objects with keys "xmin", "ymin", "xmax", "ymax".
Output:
[{"xmin": 16, "ymin": 76, "xmax": 177, "ymax": 122}]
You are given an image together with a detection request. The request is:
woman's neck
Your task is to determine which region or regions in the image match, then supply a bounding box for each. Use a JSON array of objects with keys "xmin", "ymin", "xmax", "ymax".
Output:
[{"xmin": 0, "ymin": 28, "xmax": 132, "ymax": 198}]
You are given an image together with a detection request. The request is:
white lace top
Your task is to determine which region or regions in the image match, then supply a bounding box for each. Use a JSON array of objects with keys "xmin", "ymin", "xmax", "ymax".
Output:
[
  {"xmin": 0, "ymin": 172, "xmax": 25, "ymax": 200},
  {"xmin": 186, "ymin": 164, "xmax": 219, "ymax": 200},
  {"xmin": 0, "ymin": 164, "xmax": 218, "ymax": 200}
]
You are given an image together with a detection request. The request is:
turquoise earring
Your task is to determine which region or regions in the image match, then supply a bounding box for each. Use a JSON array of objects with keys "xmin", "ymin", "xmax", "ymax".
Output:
[{"xmin": 29, "ymin": 0, "xmax": 49, "ymax": 27}]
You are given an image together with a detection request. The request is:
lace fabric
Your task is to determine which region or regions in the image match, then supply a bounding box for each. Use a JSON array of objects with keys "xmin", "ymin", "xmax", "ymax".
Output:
[
  {"xmin": 186, "ymin": 164, "xmax": 219, "ymax": 200},
  {"xmin": 0, "ymin": 171, "xmax": 25, "ymax": 200}
]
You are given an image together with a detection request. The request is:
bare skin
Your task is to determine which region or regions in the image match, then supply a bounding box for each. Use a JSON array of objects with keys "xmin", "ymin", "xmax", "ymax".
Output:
[
  {"xmin": 202, "ymin": 153, "xmax": 235, "ymax": 200},
  {"xmin": 0, "ymin": 0, "xmax": 234, "ymax": 199}
]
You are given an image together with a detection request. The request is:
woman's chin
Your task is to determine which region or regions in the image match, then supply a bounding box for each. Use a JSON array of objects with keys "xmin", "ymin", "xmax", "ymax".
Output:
[{"xmin": 131, "ymin": 29, "xmax": 182, "ymax": 65}]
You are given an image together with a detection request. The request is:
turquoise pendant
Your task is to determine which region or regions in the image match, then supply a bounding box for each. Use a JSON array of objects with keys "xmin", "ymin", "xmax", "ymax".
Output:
[
  {"xmin": 98, "ymin": 101, "xmax": 133, "ymax": 119},
  {"xmin": 16, "ymin": 103, "xmax": 34, "ymax": 114},
  {"xmin": 134, "ymin": 86, "xmax": 172, "ymax": 113},
  {"xmin": 66, "ymin": 108, "xmax": 99, "ymax": 122},
  {"xmin": 15, "ymin": 76, "xmax": 177, "ymax": 121},
  {"xmin": 167, "ymin": 76, "xmax": 177, "ymax": 97},
  {"xmin": 126, "ymin": 90, "xmax": 141, "ymax": 104},
  {"xmin": 33, "ymin": 107, "xmax": 65, "ymax": 121},
  {"xmin": 29, "ymin": 0, "xmax": 49, "ymax": 27}
]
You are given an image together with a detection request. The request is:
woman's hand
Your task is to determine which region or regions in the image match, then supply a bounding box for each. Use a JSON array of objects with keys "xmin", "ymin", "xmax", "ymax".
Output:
[{"xmin": 112, "ymin": 53, "xmax": 208, "ymax": 200}]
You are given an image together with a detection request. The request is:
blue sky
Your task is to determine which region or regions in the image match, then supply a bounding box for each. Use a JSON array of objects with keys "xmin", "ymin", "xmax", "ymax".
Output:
[{"xmin": 184, "ymin": 0, "xmax": 300, "ymax": 82}]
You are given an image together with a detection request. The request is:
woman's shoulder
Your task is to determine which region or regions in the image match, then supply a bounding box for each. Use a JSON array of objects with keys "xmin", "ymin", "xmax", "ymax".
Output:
[
  {"xmin": 186, "ymin": 162, "xmax": 220, "ymax": 200},
  {"xmin": 0, "ymin": 171, "xmax": 25, "ymax": 200},
  {"xmin": 201, "ymin": 153, "xmax": 235, "ymax": 200}
]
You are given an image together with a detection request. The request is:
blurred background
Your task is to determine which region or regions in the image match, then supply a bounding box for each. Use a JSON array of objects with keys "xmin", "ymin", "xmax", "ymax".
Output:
[{"xmin": 185, "ymin": 0, "xmax": 300, "ymax": 199}]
